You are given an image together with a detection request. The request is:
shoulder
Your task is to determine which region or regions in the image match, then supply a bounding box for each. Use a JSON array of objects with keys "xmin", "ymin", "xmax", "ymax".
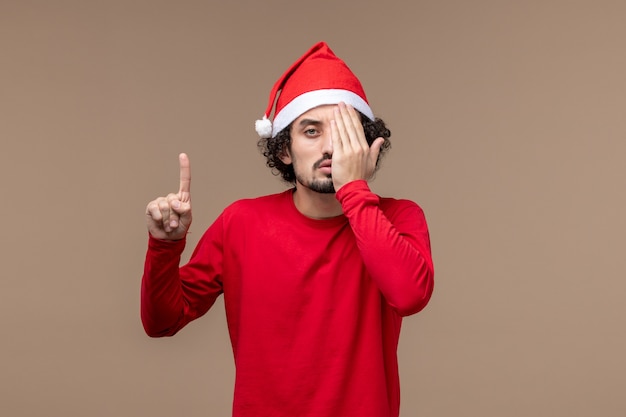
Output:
[
  {"xmin": 222, "ymin": 189, "xmax": 292, "ymax": 218},
  {"xmin": 379, "ymin": 196, "xmax": 426, "ymax": 219}
]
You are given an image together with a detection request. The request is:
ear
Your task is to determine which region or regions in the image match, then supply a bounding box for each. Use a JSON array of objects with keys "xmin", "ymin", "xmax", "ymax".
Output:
[{"xmin": 279, "ymin": 146, "xmax": 292, "ymax": 165}]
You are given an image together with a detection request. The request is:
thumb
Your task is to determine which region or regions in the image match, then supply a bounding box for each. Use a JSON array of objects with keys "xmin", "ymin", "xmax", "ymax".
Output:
[
  {"xmin": 171, "ymin": 199, "xmax": 191, "ymax": 216},
  {"xmin": 369, "ymin": 137, "xmax": 385, "ymax": 165},
  {"xmin": 171, "ymin": 199, "xmax": 193, "ymax": 231}
]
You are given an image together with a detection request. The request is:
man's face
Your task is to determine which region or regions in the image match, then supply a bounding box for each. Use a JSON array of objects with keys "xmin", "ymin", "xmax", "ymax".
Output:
[{"xmin": 281, "ymin": 105, "xmax": 337, "ymax": 194}]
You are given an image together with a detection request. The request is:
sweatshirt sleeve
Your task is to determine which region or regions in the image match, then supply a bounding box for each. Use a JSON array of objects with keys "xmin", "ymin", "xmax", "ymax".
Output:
[
  {"xmin": 336, "ymin": 180, "xmax": 434, "ymax": 316},
  {"xmin": 140, "ymin": 216, "xmax": 225, "ymax": 337}
]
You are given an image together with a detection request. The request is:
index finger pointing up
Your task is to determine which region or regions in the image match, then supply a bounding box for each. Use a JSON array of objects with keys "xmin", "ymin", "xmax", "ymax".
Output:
[{"xmin": 178, "ymin": 153, "xmax": 191, "ymax": 202}]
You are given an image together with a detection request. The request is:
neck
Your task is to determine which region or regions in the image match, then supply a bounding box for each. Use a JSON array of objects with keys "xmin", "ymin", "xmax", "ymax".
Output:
[{"xmin": 292, "ymin": 182, "xmax": 343, "ymax": 219}]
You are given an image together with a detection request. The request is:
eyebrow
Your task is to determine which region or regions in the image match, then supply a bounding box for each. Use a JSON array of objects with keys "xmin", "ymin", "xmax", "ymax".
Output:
[{"xmin": 297, "ymin": 118, "xmax": 323, "ymax": 127}]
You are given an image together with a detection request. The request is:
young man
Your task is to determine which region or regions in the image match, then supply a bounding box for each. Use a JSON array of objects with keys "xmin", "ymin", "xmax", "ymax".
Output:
[{"xmin": 142, "ymin": 41, "xmax": 434, "ymax": 417}]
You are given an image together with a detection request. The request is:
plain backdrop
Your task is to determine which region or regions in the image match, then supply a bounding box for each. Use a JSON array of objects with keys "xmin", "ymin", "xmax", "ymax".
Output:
[{"xmin": 1, "ymin": 1, "xmax": 625, "ymax": 416}]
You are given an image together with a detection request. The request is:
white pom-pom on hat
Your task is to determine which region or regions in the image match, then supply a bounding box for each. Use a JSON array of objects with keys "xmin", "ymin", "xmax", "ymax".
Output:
[{"xmin": 255, "ymin": 116, "xmax": 273, "ymax": 138}]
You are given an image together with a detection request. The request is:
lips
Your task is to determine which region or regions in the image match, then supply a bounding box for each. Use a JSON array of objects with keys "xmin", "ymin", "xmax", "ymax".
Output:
[{"xmin": 318, "ymin": 160, "xmax": 332, "ymax": 168}]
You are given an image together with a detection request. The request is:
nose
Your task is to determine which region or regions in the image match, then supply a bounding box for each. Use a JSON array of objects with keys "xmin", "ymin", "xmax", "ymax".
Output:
[{"xmin": 321, "ymin": 130, "xmax": 333, "ymax": 157}]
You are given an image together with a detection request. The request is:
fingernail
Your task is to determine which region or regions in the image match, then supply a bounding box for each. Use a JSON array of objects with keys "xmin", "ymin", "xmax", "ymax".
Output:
[
  {"xmin": 170, "ymin": 220, "xmax": 178, "ymax": 228},
  {"xmin": 172, "ymin": 201, "xmax": 180, "ymax": 209}
]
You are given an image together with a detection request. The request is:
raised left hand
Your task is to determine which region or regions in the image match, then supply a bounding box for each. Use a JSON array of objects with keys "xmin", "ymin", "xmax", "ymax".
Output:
[{"xmin": 330, "ymin": 102, "xmax": 385, "ymax": 192}]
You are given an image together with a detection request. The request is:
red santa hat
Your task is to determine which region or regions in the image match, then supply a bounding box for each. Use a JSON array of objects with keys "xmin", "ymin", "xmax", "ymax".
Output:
[{"xmin": 255, "ymin": 41, "xmax": 375, "ymax": 138}]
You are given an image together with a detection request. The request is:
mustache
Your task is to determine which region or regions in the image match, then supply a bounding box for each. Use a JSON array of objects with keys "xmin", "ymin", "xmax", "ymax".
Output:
[{"xmin": 313, "ymin": 154, "xmax": 332, "ymax": 169}]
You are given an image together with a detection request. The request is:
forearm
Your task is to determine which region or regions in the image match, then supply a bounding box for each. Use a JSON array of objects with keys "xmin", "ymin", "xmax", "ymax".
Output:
[
  {"xmin": 141, "ymin": 236, "xmax": 188, "ymax": 337},
  {"xmin": 337, "ymin": 181, "xmax": 434, "ymax": 316}
]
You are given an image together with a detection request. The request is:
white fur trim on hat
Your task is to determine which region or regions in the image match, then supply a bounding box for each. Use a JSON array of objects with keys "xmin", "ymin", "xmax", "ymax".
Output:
[{"xmin": 271, "ymin": 89, "xmax": 374, "ymax": 138}]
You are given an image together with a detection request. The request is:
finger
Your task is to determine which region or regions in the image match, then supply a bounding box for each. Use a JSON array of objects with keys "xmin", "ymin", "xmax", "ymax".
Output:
[
  {"xmin": 169, "ymin": 197, "xmax": 190, "ymax": 216},
  {"xmin": 330, "ymin": 119, "xmax": 341, "ymax": 153},
  {"xmin": 178, "ymin": 153, "xmax": 191, "ymax": 202},
  {"xmin": 340, "ymin": 103, "xmax": 368, "ymax": 150},
  {"xmin": 166, "ymin": 194, "xmax": 181, "ymax": 229},
  {"xmin": 146, "ymin": 200, "xmax": 163, "ymax": 223},
  {"xmin": 333, "ymin": 105, "xmax": 351, "ymax": 151},
  {"xmin": 369, "ymin": 137, "xmax": 385, "ymax": 167},
  {"xmin": 157, "ymin": 199, "xmax": 173, "ymax": 231}
]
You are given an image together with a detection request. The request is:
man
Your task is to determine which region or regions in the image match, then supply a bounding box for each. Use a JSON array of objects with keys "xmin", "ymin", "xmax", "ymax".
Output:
[{"xmin": 142, "ymin": 41, "xmax": 434, "ymax": 417}]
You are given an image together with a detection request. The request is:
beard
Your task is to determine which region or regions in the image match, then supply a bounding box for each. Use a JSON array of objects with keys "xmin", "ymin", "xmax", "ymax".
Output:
[
  {"xmin": 294, "ymin": 155, "xmax": 336, "ymax": 194},
  {"xmin": 297, "ymin": 175, "xmax": 336, "ymax": 193}
]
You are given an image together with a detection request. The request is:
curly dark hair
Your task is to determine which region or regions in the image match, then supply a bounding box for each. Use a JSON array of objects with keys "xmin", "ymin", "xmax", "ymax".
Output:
[{"xmin": 257, "ymin": 112, "xmax": 391, "ymax": 183}]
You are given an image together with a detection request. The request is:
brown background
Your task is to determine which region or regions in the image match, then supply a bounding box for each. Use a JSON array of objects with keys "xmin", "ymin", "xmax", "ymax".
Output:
[{"xmin": 1, "ymin": 1, "xmax": 625, "ymax": 416}]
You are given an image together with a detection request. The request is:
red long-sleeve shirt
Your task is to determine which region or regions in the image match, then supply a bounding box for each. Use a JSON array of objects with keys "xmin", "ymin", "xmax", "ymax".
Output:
[{"xmin": 141, "ymin": 180, "xmax": 434, "ymax": 417}]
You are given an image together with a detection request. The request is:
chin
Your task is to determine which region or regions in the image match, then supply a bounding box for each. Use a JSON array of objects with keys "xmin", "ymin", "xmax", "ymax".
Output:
[
  {"xmin": 309, "ymin": 181, "xmax": 335, "ymax": 194},
  {"xmin": 297, "ymin": 177, "xmax": 335, "ymax": 194}
]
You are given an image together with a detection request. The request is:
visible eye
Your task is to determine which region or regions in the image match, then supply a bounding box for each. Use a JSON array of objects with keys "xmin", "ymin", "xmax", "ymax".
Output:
[{"xmin": 304, "ymin": 128, "xmax": 319, "ymax": 137}]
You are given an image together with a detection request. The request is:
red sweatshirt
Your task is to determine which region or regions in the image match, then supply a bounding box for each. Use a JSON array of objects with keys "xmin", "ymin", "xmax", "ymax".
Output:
[{"xmin": 141, "ymin": 180, "xmax": 434, "ymax": 417}]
